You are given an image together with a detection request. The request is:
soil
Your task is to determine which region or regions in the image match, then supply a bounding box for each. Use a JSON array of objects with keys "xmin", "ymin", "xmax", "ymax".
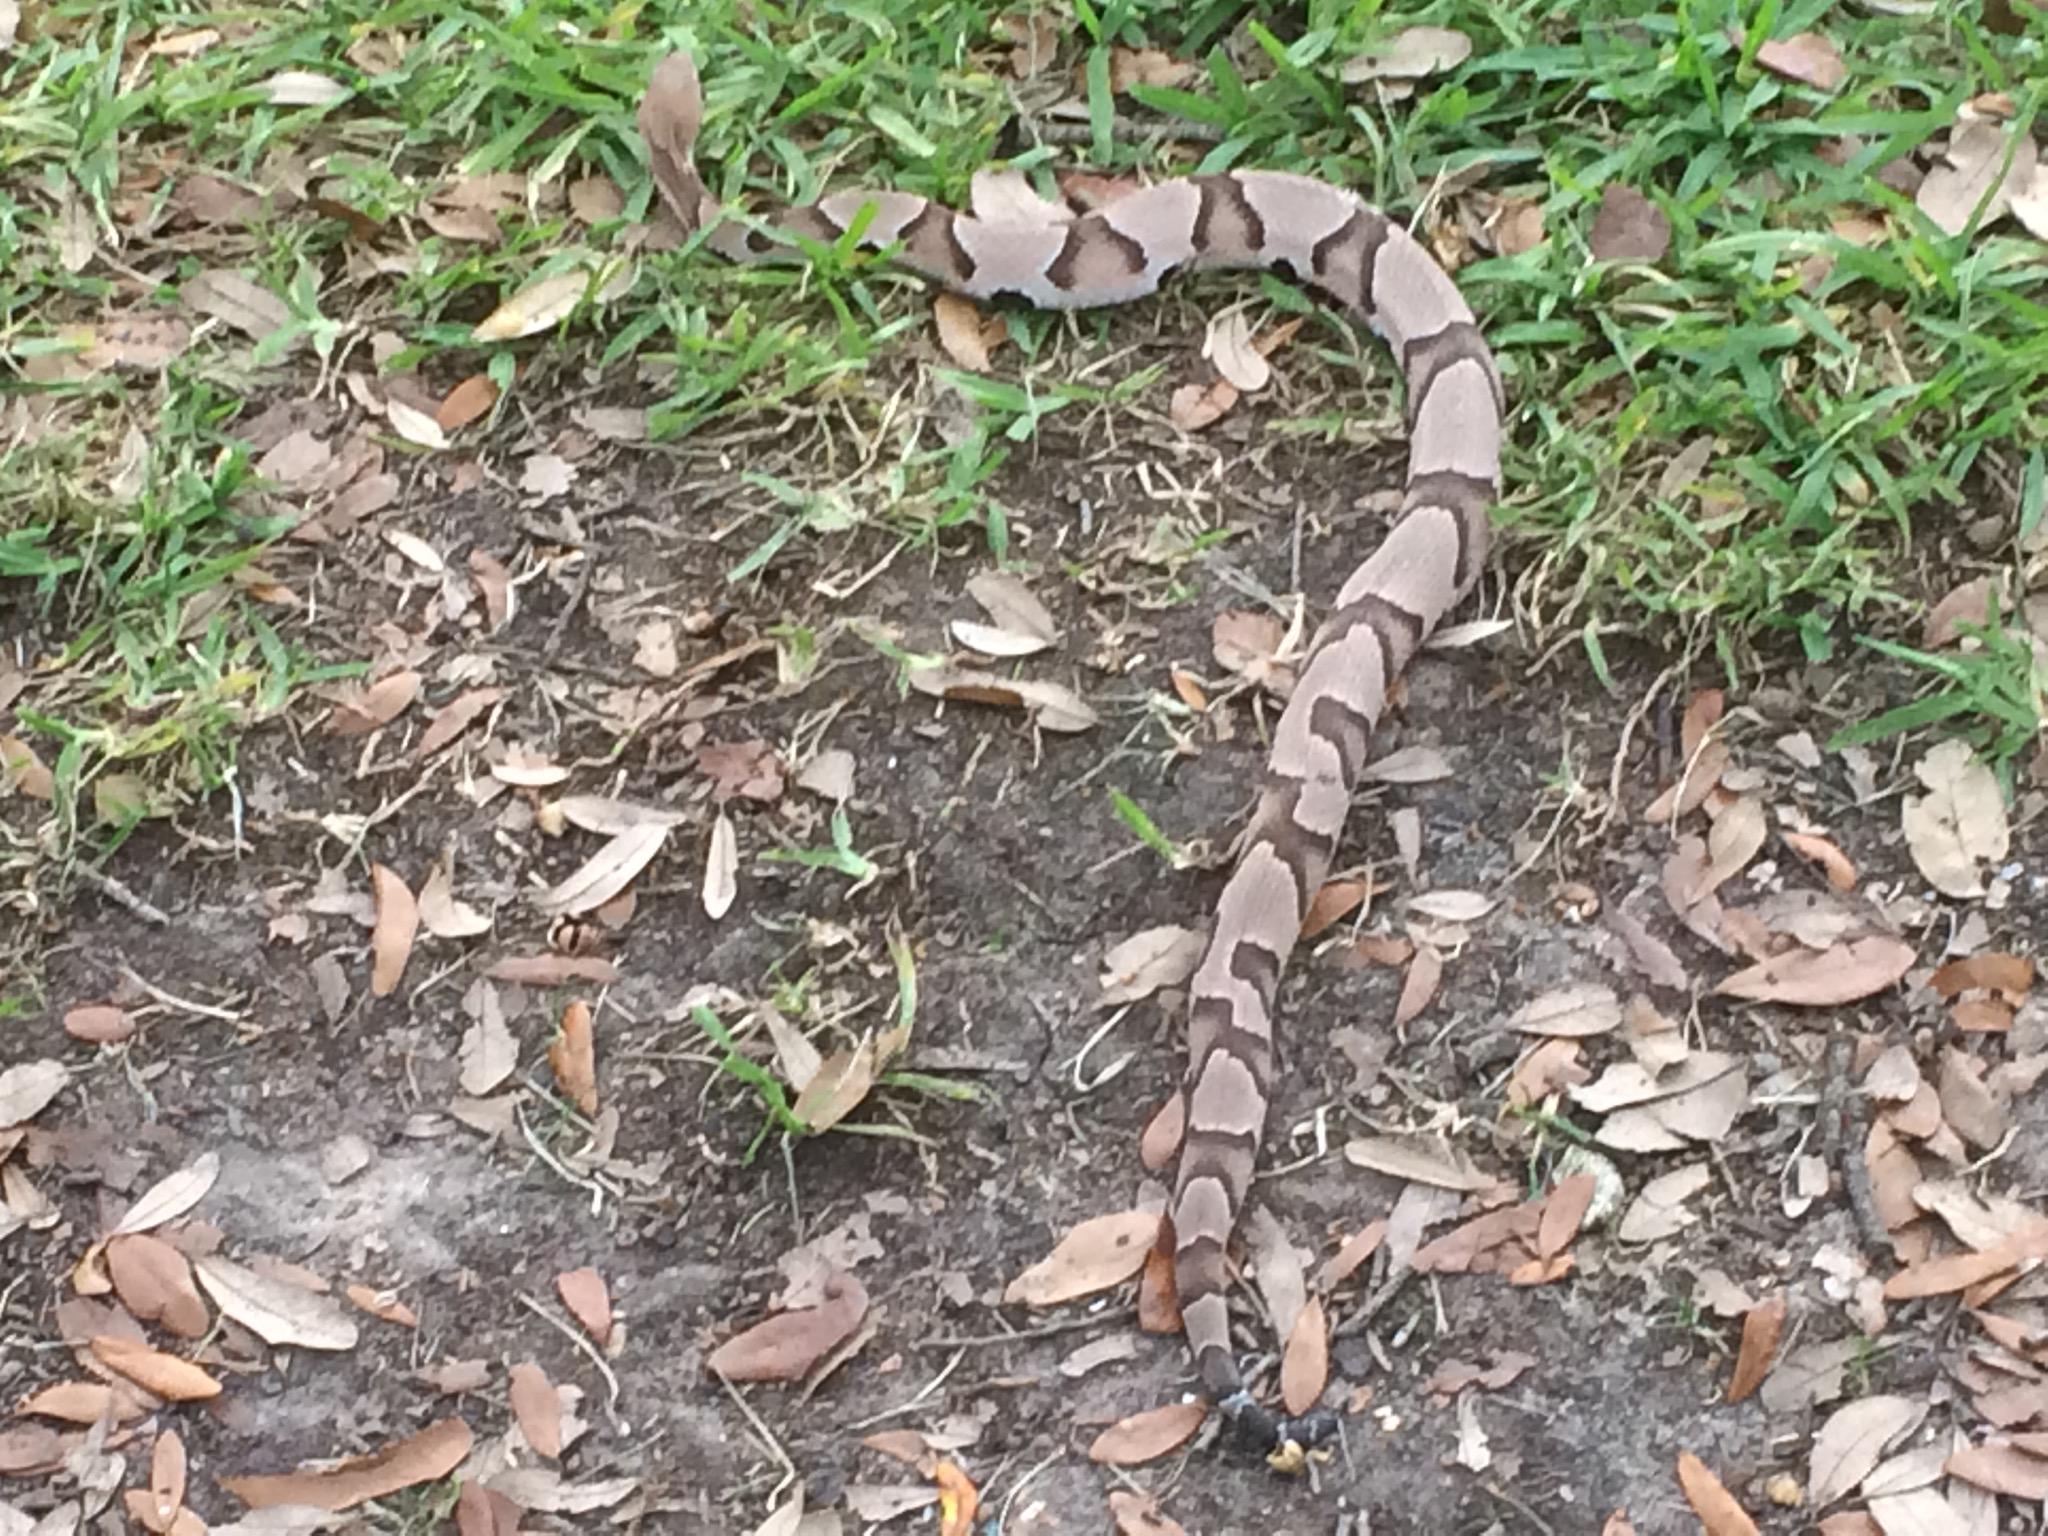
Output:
[{"xmin": 3, "ymin": 312, "xmax": 2044, "ymax": 1536}]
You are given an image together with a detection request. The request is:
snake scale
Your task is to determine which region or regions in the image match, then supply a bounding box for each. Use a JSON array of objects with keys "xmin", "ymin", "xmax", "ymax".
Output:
[{"xmin": 638, "ymin": 48, "xmax": 1504, "ymax": 1454}]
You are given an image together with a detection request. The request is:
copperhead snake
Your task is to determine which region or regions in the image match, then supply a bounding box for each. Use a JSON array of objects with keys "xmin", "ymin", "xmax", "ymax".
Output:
[{"xmin": 638, "ymin": 50, "xmax": 1504, "ymax": 1455}]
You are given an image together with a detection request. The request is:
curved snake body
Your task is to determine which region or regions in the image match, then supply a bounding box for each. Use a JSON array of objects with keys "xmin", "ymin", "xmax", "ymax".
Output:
[{"xmin": 638, "ymin": 51, "xmax": 1504, "ymax": 1452}]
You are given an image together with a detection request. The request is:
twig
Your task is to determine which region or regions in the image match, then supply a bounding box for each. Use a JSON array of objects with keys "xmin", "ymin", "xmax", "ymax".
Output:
[
  {"xmin": 717, "ymin": 1370, "xmax": 798, "ymax": 1505},
  {"xmin": 843, "ymin": 1347, "xmax": 966, "ymax": 1431},
  {"xmin": 117, "ymin": 966, "xmax": 242, "ymax": 1023},
  {"xmin": 917, "ymin": 1308, "xmax": 1134, "ymax": 1349},
  {"xmin": 77, "ymin": 865, "xmax": 169, "ymax": 925},
  {"xmin": 516, "ymin": 1292, "xmax": 626, "ymax": 1433}
]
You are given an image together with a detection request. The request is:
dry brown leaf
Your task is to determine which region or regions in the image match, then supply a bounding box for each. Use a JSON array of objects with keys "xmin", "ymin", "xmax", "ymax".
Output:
[
  {"xmin": 1005, "ymin": 1211, "xmax": 1159, "ymax": 1306},
  {"xmin": 933, "ymin": 293, "xmax": 1001, "ymax": 371},
  {"xmin": 106, "ymin": 1234, "xmax": 209, "ymax": 1338},
  {"xmin": 1087, "ymin": 1402, "xmax": 1207, "ymax": 1466},
  {"xmin": 1726, "ymin": 1294, "xmax": 1787, "ymax": 1403},
  {"xmin": 548, "ymin": 999, "xmax": 598, "ymax": 1115},
  {"xmin": 220, "ymin": 1417, "xmax": 473, "ymax": 1510},
  {"xmin": 1590, "ymin": 185, "xmax": 1672, "ymax": 263},
  {"xmin": 703, "ymin": 811, "xmax": 738, "ymax": 920},
  {"xmin": 64, "ymin": 1002, "xmax": 136, "ymax": 1043},
  {"xmin": 508, "ymin": 1361, "xmax": 562, "ymax": 1458},
  {"xmin": 1755, "ymin": 32, "xmax": 1847, "ymax": 91},
  {"xmin": 707, "ymin": 1270, "xmax": 868, "ymax": 1382},
  {"xmin": 1099, "ymin": 926, "xmax": 1204, "ymax": 1005},
  {"xmin": 17, "ymin": 1380, "xmax": 149, "ymax": 1425},
  {"xmin": 1945, "ymin": 1442, "xmax": 2048, "ymax": 1498},
  {"xmin": 1339, "ymin": 25, "xmax": 1472, "ymax": 82},
  {"xmin": 1783, "ymin": 831, "xmax": 1858, "ymax": 890},
  {"xmin": 1139, "ymin": 1091, "xmax": 1183, "ymax": 1172},
  {"xmin": 344, "ymin": 1284, "xmax": 418, "ymax": 1327},
  {"xmin": 1106, "ymin": 45, "xmax": 1195, "ymax": 91},
  {"xmin": 486, "ymin": 954, "xmax": 618, "ymax": 986},
  {"xmin": 112, "ymin": 1151, "xmax": 219, "ymax": 1234},
  {"xmin": 1717, "ymin": 936, "xmax": 1916, "ymax": 1006},
  {"xmin": 1917, "ymin": 121, "xmax": 2038, "ymax": 236},
  {"xmin": 1676, "ymin": 1452, "xmax": 1760, "ymax": 1536},
  {"xmin": 1279, "ymin": 1295, "xmax": 1328, "ymax": 1416},
  {"xmin": 1617, "ymin": 1165, "xmax": 1711, "ymax": 1243},
  {"xmin": 556, "ymin": 1268, "xmax": 612, "ymax": 1347},
  {"xmin": 150, "ymin": 1426, "xmax": 188, "ymax": 1530},
  {"xmin": 418, "ymin": 862, "xmax": 492, "ymax": 940},
  {"xmin": 791, "ymin": 1040, "xmax": 878, "ymax": 1133},
  {"xmin": 327, "ymin": 669, "xmax": 420, "ymax": 736},
  {"xmin": 415, "ymin": 686, "xmax": 504, "ymax": 759},
  {"xmin": 1169, "ymin": 377, "xmax": 1239, "ymax": 431},
  {"xmin": 436, "ymin": 374, "xmax": 500, "ymax": 433},
  {"xmin": 369, "ymin": 863, "xmax": 418, "ymax": 998},
  {"xmin": 192, "ymin": 1253, "xmax": 358, "ymax": 1349},
  {"xmin": 1394, "ymin": 942, "xmax": 1444, "ymax": 1028},
  {"xmin": 1137, "ymin": 1221, "xmax": 1181, "ymax": 1335},
  {"xmin": 1902, "ymin": 739, "xmax": 2009, "ymax": 897},
  {"xmin": 1538, "ymin": 1173, "xmax": 1596, "ymax": 1258},
  {"xmin": 89, "ymin": 1337, "xmax": 221, "ymax": 1401},
  {"xmin": 0, "ymin": 1058, "xmax": 70, "ymax": 1126},
  {"xmin": 1317, "ymin": 1221, "xmax": 1388, "ymax": 1290},
  {"xmin": 537, "ymin": 822, "xmax": 670, "ymax": 916},
  {"xmin": 1809, "ymin": 1395, "xmax": 1921, "ymax": 1504},
  {"xmin": 1512, "ymin": 985, "xmax": 1622, "ymax": 1038},
  {"xmin": 1300, "ymin": 879, "xmax": 1372, "ymax": 939},
  {"xmin": 471, "ymin": 267, "xmax": 623, "ymax": 342},
  {"xmin": 1343, "ymin": 1135, "xmax": 1491, "ymax": 1191},
  {"xmin": 1930, "ymin": 952, "xmax": 2033, "ymax": 997}
]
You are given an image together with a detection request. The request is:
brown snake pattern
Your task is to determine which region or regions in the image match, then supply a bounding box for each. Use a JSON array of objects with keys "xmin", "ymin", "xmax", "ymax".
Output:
[{"xmin": 638, "ymin": 50, "xmax": 1504, "ymax": 1453}]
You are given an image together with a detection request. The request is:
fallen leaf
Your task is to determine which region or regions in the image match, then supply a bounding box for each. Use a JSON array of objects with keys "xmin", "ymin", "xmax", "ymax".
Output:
[
  {"xmin": 418, "ymin": 863, "xmax": 492, "ymax": 939},
  {"xmin": 1726, "ymin": 1295, "xmax": 1787, "ymax": 1403},
  {"xmin": 1099, "ymin": 926, "xmax": 1204, "ymax": 1004},
  {"xmin": 369, "ymin": 864, "xmax": 418, "ymax": 997},
  {"xmin": 0, "ymin": 1059, "xmax": 71, "ymax": 1126},
  {"xmin": 707, "ymin": 1270, "xmax": 868, "ymax": 1382},
  {"xmin": 220, "ymin": 1418, "xmax": 473, "ymax": 1511},
  {"xmin": 1538, "ymin": 1173, "xmax": 1596, "ymax": 1257},
  {"xmin": 1717, "ymin": 936, "xmax": 1917, "ymax": 1006},
  {"xmin": 326, "ymin": 670, "xmax": 420, "ymax": 735},
  {"xmin": 1617, "ymin": 1165, "xmax": 1711, "ymax": 1243},
  {"xmin": 1512, "ymin": 985, "xmax": 1623, "ymax": 1037},
  {"xmin": 105, "ymin": 1234, "xmax": 209, "ymax": 1338},
  {"xmin": 345, "ymin": 1284, "xmax": 417, "ymax": 1328},
  {"xmin": 1281, "ymin": 1295, "xmax": 1328, "ymax": 1416},
  {"xmin": 1343, "ymin": 1135, "xmax": 1492, "ymax": 1191},
  {"xmin": 89, "ymin": 1337, "xmax": 220, "ymax": 1401},
  {"xmin": 16, "ymin": 1381, "xmax": 149, "ymax": 1425},
  {"xmin": 1783, "ymin": 832, "xmax": 1858, "ymax": 891},
  {"xmin": 557, "ymin": 1268, "xmax": 612, "ymax": 1347},
  {"xmin": 1394, "ymin": 942, "xmax": 1444, "ymax": 1027},
  {"xmin": 548, "ymin": 1000, "xmax": 598, "ymax": 1115},
  {"xmin": 1339, "ymin": 25, "xmax": 1472, "ymax": 81},
  {"xmin": 704, "ymin": 811, "xmax": 738, "ymax": 920},
  {"xmin": 1902, "ymin": 739, "xmax": 2009, "ymax": 897},
  {"xmin": 192, "ymin": 1253, "xmax": 359, "ymax": 1350},
  {"xmin": 934, "ymin": 1460, "xmax": 978, "ymax": 1536},
  {"xmin": 1087, "ymin": 1402, "xmax": 1207, "ymax": 1466},
  {"xmin": 536, "ymin": 823, "xmax": 670, "ymax": 916},
  {"xmin": 1809, "ymin": 1396, "xmax": 1923, "ymax": 1504},
  {"xmin": 509, "ymin": 1362, "xmax": 562, "ymax": 1458},
  {"xmin": 472, "ymin": 267, "xmax": 617, "ymax": 342},
  {"xmin": 933, "ymin": 293, "xmax": 1000, "ymax": 371},
  {"xmin": 1677, "ymin": 1452, "xmax": 1760, "ymax": 1535},
  {"xmin": 1755, "ymin": 32, "xmax": 1847, "ymax": 91},
  {"xmin": 791, "ymin": 1040, "xmax": 878, "ymax": 1133},
  {"xmin": 1301, "ymin": 879, "xmax": 1373, "ymax": 939},
  {"xmin": 1005, "ymin": 1211, "xmax": 1160, "ymax": 1306},
  {"xmin": 1169, "ymin": 377, "xmax": 1239, "ymax": 431},
  {"xmin": 1917, "ymin": 121, "xmax": 2038, "ymax": 236},
  {"xmin": 113, "ymin": 1151, "xmax": 219, "ymax": 1233},
  {"xmin": 1945, "ymin": 1443, "xmax": 2048, "ymax": 1499},
  {"xmin": 1407, "ymin": 889, "xmax": 1496, "ymax": 923},
  {"xmin": 1590, "ymin": 185, "xmax": 1672, "ymax": 263}
]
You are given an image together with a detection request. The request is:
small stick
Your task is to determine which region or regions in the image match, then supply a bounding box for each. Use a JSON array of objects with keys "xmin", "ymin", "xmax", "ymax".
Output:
[
  {"xmin": 517, "ymin": 1292, "xmax": 625, "ymax": 1433},
  {"xmin": 118, "ymin": 966, "xmax": 242, "ymax": 1023},
  {"xmin": 77, "ymin": 866, "xmax": 169, "ymax": 925},
  {"xmin": 717, "ymin": 1371, "xmax": 798, "ymax": 1505}
]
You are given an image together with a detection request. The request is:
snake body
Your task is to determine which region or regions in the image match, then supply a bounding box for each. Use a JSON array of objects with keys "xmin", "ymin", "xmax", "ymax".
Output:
[{"xmin": 638, "ymin": 50, "xmax": 1504, "ymax": 1452}]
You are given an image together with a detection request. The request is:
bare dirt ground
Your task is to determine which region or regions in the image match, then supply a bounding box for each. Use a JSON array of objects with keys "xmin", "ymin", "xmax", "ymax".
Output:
[{"xmin": 5, "ymin": 319, "xmax": 2046, "ymax": 1536}]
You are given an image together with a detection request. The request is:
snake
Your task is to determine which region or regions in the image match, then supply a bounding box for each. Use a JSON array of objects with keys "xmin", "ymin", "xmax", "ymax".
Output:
[{"xmin": 637, "ymin": 48, "xmax": 1504, "ymax": 1455}]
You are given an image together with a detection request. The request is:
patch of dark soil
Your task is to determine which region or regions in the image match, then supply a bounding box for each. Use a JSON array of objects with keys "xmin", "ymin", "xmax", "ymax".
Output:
[{"xmin": 5, "ymin": 345, "xmax": 2043, "ymax": 1536}]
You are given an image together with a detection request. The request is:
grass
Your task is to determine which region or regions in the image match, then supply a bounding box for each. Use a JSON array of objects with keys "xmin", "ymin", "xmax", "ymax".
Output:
[{"xmin": 2, "ymin": 0, "xmax": 2044, "ymax": 859}]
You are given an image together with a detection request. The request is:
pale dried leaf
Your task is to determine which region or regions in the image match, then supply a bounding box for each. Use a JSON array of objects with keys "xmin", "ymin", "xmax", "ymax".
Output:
[
  {"xmin": 192, "ymin": 1254, "xmax": 359, "ymax": 1350},
  {"xmin": 1902, "ymin": 740, "xmax": 2008, "ymax": 897},
  {"xmin": 1005, "ymin": 1211, "xmax": 1160, "ymax": 1306},
  {"xmin": 536, "ymin": 822, "xmax": 669, "ymax": 916},
  {"xmin": 1809, "ymin": 1396, "xmax": 1922, "ymax": 1505}
]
